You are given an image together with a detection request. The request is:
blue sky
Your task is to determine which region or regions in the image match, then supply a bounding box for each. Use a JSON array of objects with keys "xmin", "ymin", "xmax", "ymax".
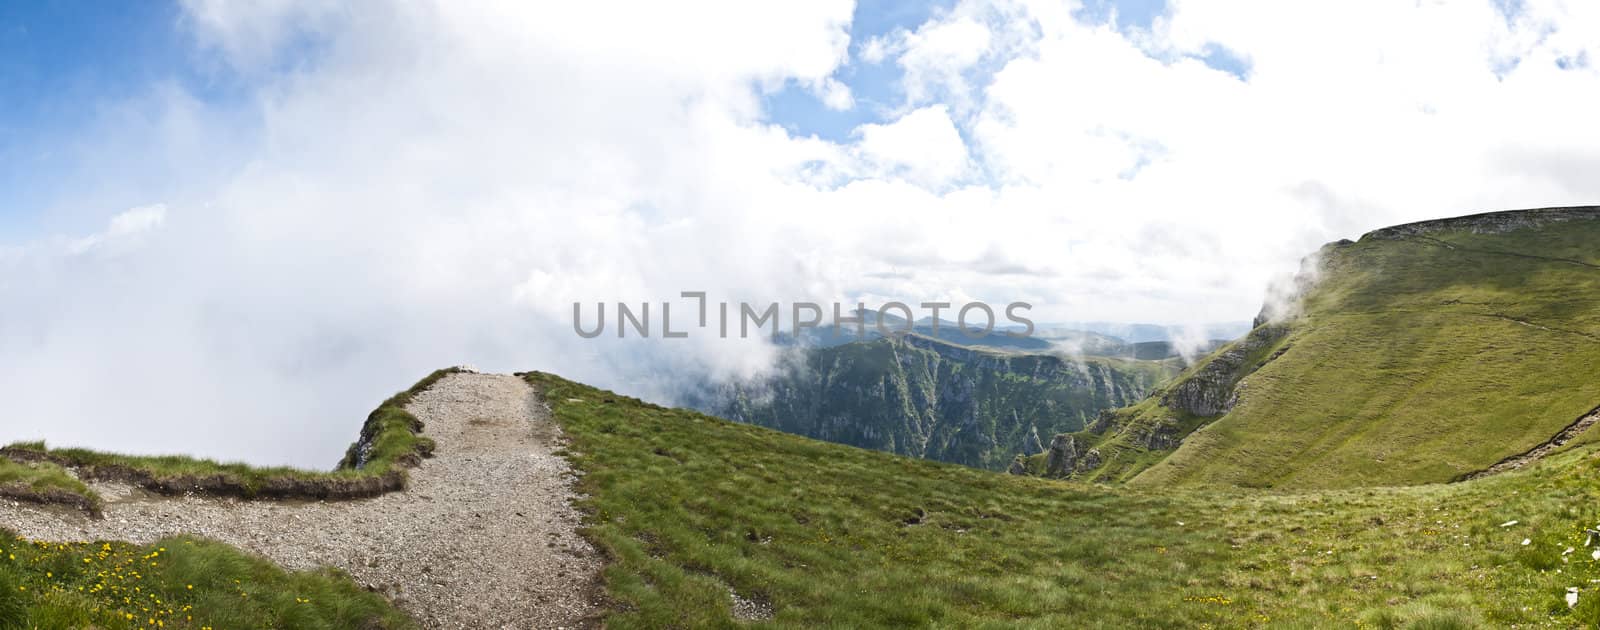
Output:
[
  {"xmin": 0, "ymin": 0, "xmax": 1236, "ymax": 238},
  {"xmin": 0, "ymin": 3, "xmax": 183, "ymax": 235},
  {"xmin": 0, "ymin": 2, "xmax": 275, "ymax": 239},
  {"xmin": 771, "ymin": 0, "xmax": 1200, "ymax": 141},
  {"xmin": 763, "ymin": 0, "xmax": 959, "ymax": 141},
  {"xmin": 761, "ymin": 0, "xmax": 1261, "ymax": 144}
]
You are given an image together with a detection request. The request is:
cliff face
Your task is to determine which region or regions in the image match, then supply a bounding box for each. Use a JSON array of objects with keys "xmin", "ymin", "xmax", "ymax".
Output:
[
  {"xmin": 700, "ymin": 334, "xmax": 1178, "ymax": 471},
  {"xmin": 1160, "ymin": 324, "xmax": 1290, "ymax": 417}
]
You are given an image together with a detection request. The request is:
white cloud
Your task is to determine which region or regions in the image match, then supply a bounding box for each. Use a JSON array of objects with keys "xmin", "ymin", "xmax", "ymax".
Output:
[
  {"xmin": 859, "ymin": 35, "xmax": 892, "ymax": 64},
  {"xmin": 2, "ymin": 1, "xmax": 858, "ymax": 466},
  {"xmin": 855, "ymin": 105, "xmax": 971, "ymax": 187},
  {"xmin": 6, "ymin": 0, "xmax": 1600, "ymax": 466},
  {"xmin": 180, "ymin": 0, "xmax": 346, "ymax": 73},
  {"xmin": 896, "ymin": 16, "xmax": 994, "ymax": 103},
  {"xmin": 814, "ymin": 77, "xmax": 855, "ymax": 110},
  {"xmin": 66, "ymin": 204, "xmax": 167, "ymax": 255}
]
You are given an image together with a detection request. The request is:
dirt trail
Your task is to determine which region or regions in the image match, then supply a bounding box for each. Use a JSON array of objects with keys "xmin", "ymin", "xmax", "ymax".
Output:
[
  {"xmin": 0, "ymin": 372, "xmax": 603, "ymax": 629},
  {"xmin": 1457, "ymin": 404, "xmax": 1600, "ymax": 481}
]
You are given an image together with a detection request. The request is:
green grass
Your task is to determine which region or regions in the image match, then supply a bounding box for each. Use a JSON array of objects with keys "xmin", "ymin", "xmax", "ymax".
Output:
[
  {"xmin": 527, "ymin": 370, "xmax": 1600, "ymax": 628},
  {"xmin": 1136, "ymin": 215, "xmax": 1600, "ymax": 489},
  {"xmin": 0, "ymin": 528, "xmax": 411, "ymax": 629},
  {"xmin": 336, "ymin": 367, "xmax": 462, "ymax": 472},
  {"xmin": 0, "ymin": 458, "xmax": 101, "ymax": 516},
  {"xmin": 0, "ymin": 368, "xmax": 460, "ymax": 499}
]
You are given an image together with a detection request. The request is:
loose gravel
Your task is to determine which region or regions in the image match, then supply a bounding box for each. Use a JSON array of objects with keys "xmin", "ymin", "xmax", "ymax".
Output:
[{"xmin": 0, "ymin": 372, "xmax": 604, "ymax": 629}]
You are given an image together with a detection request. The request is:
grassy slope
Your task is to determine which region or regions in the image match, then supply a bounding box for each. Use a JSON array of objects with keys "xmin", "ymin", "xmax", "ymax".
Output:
[
  {"xmin": 528, "ymin": 371, "xmax": 1600, "ymax": 628},
  {"xmin": 0, "ymin": 368, "xmax": 459, "ymax": 498},
  {"xmin": 0, "ymin": 529, "xmax": 410, "ymax": 629},
  {"xmin": 1137, "ymin": 214, "xmax": 1600, "ymax": 489}
]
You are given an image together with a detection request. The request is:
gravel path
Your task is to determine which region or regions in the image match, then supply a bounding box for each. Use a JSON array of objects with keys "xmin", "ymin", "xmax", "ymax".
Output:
[{"xmin": 0, "ymin": 372, "xmax": 603, "ymax": 629}]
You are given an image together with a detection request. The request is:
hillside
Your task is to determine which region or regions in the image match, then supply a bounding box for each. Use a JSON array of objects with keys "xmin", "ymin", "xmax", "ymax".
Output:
[
  {"xmin": 698, "ymin": 333, "xmax": 1180, "ymax": 470},
  {"xmin": 528, "ymin": 371, "xmax": 1600, "ymax": 627},
  {"xmin": 1023, "ymin": 206, "xmax": 1600, "ymax": 488}
]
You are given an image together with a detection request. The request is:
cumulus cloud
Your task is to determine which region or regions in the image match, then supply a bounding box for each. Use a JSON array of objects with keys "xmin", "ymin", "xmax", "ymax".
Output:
[
  {"xmin": 892, "ymin": 16, "xmax": 995, "ymax": 104},
  {"xmin": 813, "ymin": 77, "xmax": 856, "ymax": 110},
  {"xmin": 855, "ymin": 105, "xmax": 972, "ymax": 187},
  {"xmin": 64, "ymin": 204, "xmax": 167, "ymax": 255},
  {"xmin": 3, "ymin": 0, "xmax": 1599, "ymax": 466}
]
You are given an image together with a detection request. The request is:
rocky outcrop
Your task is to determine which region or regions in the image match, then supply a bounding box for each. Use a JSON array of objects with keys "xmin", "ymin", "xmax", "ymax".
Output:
[
  {"xmin": 1042, "ymin": 434, "xmax": 1105, "ymax": 477},
  {"xmin": 1043, "ymin": 435, "xmax": 1079, "ymax": 477},
  {"xmin": 1360, "ymin": 206, "xmax": 1600, "ymax": 241},
  {"xmin": 1081, "ymin": 448, "xmax": 1103, "ymax": 471},
  {"xmin": 1085, "ymin": 409, "xmax": 1117, "ymax": 434},
  {"xmin": 1130, "ymin": 421, "xmax": 1181, "ymax": 451},
  {"xmin": 1161, "ymin": 324, "xmax": 1289, "ymax": 417}
]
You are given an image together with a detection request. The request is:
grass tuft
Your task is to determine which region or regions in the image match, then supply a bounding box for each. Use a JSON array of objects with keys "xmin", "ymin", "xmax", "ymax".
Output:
[
  {"xmin": 0, "ymin": 368, "xmax": 463, "ymax": 501},
  {"xmin": 0, "ymin": 527, "xmax": 411, "ymax": 629},
  {"xmin": 0, "ymin": 458, "xmax": 102, "ymax": 517}
]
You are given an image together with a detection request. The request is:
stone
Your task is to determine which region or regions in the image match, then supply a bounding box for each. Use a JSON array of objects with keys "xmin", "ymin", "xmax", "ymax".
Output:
[{"xmin": 1043, "ymin": 434, "xmax": 1079, "ymax": 477}]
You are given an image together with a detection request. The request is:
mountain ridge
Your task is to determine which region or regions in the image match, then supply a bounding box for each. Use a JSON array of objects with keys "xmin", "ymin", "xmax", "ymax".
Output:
[{"xmin": 1016, "ymin": 205, "xmax": 1600, "ymax": 489}]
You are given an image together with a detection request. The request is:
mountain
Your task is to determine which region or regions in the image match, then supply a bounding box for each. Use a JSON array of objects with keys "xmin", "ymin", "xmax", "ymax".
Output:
[
  {"xmin": 1021, "ymin": 206, "xmax": 1600, "ymax": 488},
  {"xmin": 695, "ymin": 332, "xmax": 1180, "ymax": 470}
]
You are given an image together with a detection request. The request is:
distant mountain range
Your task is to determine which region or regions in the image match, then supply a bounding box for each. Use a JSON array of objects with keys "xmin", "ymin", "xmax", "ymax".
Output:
[{"xmin": 694, "ymin": 332, "xmax": 1180, "ymax": 470}]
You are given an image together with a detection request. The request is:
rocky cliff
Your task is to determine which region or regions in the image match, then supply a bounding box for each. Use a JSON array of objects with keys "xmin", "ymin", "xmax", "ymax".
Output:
[
  {"xmin": 1010, "ymin": 247, "xmax": 1319, "ymax": 483},
  {"xmin": 697, "ymin": 334, "xmax": 1179, "ymax": 471}
]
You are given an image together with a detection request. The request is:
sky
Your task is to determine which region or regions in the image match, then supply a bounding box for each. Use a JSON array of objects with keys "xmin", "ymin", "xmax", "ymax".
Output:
[{"xmin": 2, "ymin": 0, "xmax": 1599, "ymax": 466}]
